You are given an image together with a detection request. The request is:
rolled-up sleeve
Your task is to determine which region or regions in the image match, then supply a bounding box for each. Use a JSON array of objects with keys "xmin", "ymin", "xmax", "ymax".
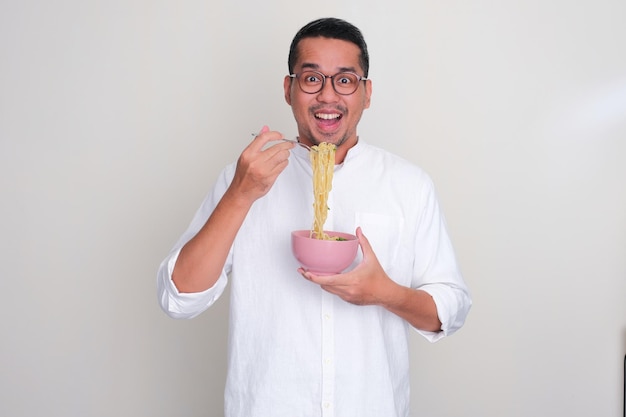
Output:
[
  {"xmin": 411, "ymin": 176, "xmax": 472, "ymax": 342},
  {"xmin": 416, "ymin": 282, "xmax": 472, "ymax": 342},
  {"xmin": 156, "ymin": 247, "xmax": 229, "ymax": 319}
]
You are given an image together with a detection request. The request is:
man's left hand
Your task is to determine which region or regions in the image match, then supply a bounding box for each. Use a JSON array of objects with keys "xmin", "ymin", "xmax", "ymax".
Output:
[{"xmin": 298, "ymin": 227, "xmax": 396, "ymax": 306}]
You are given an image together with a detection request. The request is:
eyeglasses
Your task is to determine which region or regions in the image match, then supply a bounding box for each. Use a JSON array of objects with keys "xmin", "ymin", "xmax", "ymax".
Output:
[{"xmin": 289, "ymin": 70, "xmax": 368, "ymax": 95}]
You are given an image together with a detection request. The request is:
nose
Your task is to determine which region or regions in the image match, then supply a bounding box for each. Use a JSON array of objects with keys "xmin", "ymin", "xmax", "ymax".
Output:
[{"xmin": 317, "ymin": 76, "xmax": 340, "ymax": 102}]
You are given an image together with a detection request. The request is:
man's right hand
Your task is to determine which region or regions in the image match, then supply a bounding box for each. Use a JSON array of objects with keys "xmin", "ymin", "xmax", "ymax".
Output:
[{"xmin": 228, "ymin": 126, "xmax": 295, "ymax": 204}]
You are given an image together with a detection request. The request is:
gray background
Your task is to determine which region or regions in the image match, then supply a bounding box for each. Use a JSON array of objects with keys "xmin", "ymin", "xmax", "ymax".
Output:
[{"xmin": 1, "ymin": 0, "xmax": 625, "ymax": 416}]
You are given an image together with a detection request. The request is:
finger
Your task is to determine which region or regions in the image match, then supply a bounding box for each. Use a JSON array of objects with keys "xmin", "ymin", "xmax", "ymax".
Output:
[
  {"xmin": 260, "ymin": 138, "xmax": 295, "ymax": 176},
  {"xmin": 250, "ymin": 127, "xmax": 285, "ymax": 152},
  {"xmin": 265, "ymin": 139, "xmax": 295, "ymax": 158},
  {"xmin": 304, "ymin": 271, "xmax": 340, "ymax": 286},
  {"xmin": 259, "ymin": 143, "xmax": 292, "ymax": 178},
  {"xmin": 355, "ymin": 227, "xmax": 373, "ymax": 255},
  {"xmin": 298, "ymin": 267, "xmax": 312, "ymax": 280},
  {"xmin": 249, "ymin": 125, "xmax": 271, "ymax": 148}
]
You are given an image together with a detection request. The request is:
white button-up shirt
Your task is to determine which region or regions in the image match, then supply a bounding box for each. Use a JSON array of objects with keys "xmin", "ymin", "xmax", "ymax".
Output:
[{"xmin": 158, "ymin": 140, "xmax": 471, "ymax": 417}]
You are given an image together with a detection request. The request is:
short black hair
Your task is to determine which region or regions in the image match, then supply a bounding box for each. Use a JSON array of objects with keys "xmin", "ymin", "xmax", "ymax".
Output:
[{"xmin": 288, "ymin": 17, "xmax": 370, "ymax": 77}]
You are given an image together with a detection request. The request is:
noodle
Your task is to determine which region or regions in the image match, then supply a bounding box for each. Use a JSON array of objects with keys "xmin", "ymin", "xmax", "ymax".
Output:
[{"xmin": 309, "ymin": 142, "xmax": 336, "ymax": 240}]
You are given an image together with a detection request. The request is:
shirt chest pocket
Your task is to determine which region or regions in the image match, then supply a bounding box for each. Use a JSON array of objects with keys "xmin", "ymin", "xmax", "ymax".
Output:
[{"xmin": 354, "ymin": 212, "xmax": 405, "ymax": 271}]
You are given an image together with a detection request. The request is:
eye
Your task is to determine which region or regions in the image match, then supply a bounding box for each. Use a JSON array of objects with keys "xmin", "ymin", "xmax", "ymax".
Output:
[
  {"xmin": 336, "ymin": 73, "xmax": 357, "ymax": 86},
  {"xmin": 302, "ymin": 72, "xmax": 323, "ymax": 84}
]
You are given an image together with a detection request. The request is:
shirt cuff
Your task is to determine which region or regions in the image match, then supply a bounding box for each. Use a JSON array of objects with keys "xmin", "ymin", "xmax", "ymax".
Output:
[
  {"xmin": 414, "ymin": 283, "xmax": 472, "ymax": 343},
  {"xmin": 157, "ymin": 247, "xmax": 228, "ymax": 319}
]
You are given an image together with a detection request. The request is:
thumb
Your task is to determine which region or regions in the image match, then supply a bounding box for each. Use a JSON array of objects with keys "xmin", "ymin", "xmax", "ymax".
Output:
[{"xmin": 356, "ymin": 227, "xmax": 373, "ymax": 256}]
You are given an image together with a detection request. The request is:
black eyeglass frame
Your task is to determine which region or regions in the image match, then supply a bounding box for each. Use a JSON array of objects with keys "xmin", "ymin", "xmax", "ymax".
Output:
[{"xmin": 288, "ymin": 70, "xmax": 368, "ymax": 95}]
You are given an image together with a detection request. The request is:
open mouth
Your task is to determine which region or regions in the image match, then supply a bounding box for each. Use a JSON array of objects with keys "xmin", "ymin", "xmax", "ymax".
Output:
[{"xmin": 314, "ymin": 112, "xmax": 343, "ymax": 131}]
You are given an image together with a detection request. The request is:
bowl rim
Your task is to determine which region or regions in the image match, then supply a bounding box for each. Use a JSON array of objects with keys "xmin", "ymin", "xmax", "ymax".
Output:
[{"xmin": 291, "ymin": 229, "xmax": 358, "ymax": 241}]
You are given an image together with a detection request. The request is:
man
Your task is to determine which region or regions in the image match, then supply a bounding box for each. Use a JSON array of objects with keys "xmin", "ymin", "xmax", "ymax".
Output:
[{"xmin": 158, "ymin": 17, "xmax": 471, "ymax": 417}]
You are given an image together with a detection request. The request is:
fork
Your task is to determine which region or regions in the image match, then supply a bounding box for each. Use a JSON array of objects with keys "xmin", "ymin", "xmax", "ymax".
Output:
[{"xmin": 251, "ymin": 133, "xmax": 315, "ymax": 152}]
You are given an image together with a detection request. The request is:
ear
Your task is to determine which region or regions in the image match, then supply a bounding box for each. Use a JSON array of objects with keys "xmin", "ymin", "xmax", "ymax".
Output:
[
  {"xmin": 283, "ymin": 75, "xmax": 293, "ymax": 105},
  {"xmin": 363, "ymin": 79, "xmax": 372, "ymax": 109}
]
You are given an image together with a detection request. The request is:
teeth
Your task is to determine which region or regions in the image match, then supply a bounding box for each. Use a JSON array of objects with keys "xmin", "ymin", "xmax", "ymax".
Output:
[{"xmin": 315, "ymin": 113, "xmax": 341, "ymax": 120}]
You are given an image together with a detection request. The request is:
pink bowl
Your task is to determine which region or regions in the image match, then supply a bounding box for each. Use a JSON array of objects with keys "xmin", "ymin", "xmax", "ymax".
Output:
[{"xmin": 291, "ymin": 230, "xmax": 359, "ymax": 275}]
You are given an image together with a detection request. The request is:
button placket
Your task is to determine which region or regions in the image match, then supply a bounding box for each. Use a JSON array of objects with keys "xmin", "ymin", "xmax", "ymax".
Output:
[
  {"xmin": 320, "ymin": 290, "xmax": 335, "ymax": 417},
  {"xmin": 321, "ymin": 172, "xmax": 335, "ymax": 416}
]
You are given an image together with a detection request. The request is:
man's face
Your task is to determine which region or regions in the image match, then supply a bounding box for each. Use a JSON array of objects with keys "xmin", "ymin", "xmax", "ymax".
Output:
[{"xmin": 284, "ymin": 37, "xmax": 372, "ymax": 156}]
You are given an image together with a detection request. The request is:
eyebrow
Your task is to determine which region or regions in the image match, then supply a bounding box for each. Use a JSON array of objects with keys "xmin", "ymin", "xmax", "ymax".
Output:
[{"xmin": 299, "ymin": 62, "xmax": 359, "ymax": 74}]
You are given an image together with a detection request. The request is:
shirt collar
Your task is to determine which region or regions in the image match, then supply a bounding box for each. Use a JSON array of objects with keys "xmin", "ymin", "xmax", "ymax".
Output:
[{"xmin": 292, "ymin": 138, "xmax": 365, "ymax": 165}]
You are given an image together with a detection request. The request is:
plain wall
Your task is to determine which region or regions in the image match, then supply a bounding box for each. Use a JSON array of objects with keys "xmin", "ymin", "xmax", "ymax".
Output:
[{"xmin": 1, "ymin": 0, "xmax": 625, "ymax": 416}]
